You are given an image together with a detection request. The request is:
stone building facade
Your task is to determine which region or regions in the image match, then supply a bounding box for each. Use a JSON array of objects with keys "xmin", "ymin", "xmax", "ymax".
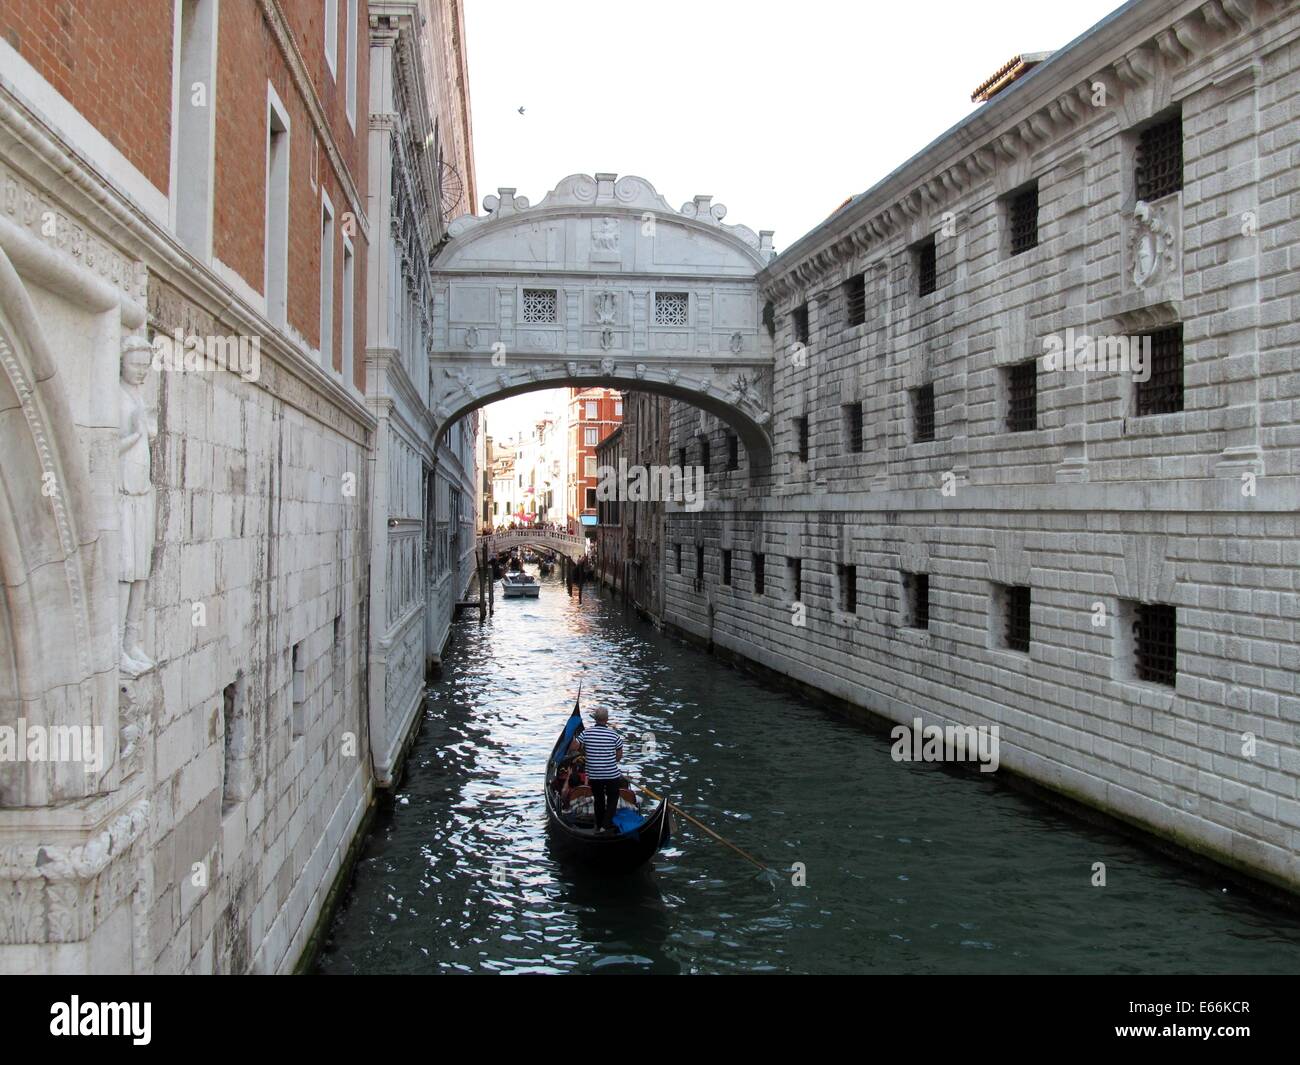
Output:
[
  {"xmin": 663, "ymin": 0, "xmax": 1300, "ymax": 892},
  {"xmin": 0, "ymin": 0, "xmax": 477, "ymax": 974}
]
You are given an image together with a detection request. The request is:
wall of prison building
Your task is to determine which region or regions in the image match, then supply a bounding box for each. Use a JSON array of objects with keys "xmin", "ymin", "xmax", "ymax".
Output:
[{"xmin": 661, "ymin": 0, "xmax": 1300, "ymax": 892}]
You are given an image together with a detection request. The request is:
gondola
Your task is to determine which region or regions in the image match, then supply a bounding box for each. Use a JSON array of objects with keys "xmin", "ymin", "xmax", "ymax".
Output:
[{"xmin": 544, "ymin": 697, "xmax": 671, "ymax": 872}]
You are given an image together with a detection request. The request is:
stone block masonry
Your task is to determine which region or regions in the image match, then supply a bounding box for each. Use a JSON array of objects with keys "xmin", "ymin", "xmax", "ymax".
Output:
[{"xmin": 664, "ymin": 0, "xmax": 1300, "ymax": 893}]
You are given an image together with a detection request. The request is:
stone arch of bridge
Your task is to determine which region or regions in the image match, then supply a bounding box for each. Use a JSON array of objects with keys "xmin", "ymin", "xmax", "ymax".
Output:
[{"xmin": 429, "ymin": 173, "xmax": 778, "ymax": 481}]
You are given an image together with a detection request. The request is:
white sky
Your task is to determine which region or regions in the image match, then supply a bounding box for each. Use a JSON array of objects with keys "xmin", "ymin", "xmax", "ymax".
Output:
[{"xmin": 464, "ymin": 0, "xmax": 1126, "ymax": 437}]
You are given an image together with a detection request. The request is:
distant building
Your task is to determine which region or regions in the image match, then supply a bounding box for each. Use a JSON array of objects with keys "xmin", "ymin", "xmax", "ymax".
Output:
[{"xmin": 569, "ymin": 387, "xmax": 623, "ymax": 536}]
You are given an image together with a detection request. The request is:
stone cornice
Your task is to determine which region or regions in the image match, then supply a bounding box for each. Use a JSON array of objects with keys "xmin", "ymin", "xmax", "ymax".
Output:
[
  {"xmin": 257, "ymin": 0, "xmax": 370, "ymax": 243},
  {"xmin": 760, "ymin": 0, "xmax": 1289, "ymax": 303}
]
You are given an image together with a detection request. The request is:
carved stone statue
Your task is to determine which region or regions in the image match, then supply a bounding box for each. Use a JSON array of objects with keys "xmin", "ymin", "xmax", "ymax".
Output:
[{"xmin": 119, "ymin": 335, "xmax": 156, "ymax": 677}]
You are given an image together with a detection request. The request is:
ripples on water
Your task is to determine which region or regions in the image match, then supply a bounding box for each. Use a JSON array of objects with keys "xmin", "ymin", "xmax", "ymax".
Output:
[{"xmin": 315, "ymin": 568, "xmax": 1300, "ymax": 975}]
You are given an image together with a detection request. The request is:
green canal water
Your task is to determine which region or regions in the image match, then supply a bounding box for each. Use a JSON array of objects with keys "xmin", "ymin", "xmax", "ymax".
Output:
[{"xmin": 314, "ymin": 567, "xmax": 1300, "ymax": 975}]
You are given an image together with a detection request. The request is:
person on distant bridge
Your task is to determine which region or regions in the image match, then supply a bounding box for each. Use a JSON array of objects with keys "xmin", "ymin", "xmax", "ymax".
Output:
[{"xmin": 569, "ymin": 708, "xmax": 624, "ymax": 834}]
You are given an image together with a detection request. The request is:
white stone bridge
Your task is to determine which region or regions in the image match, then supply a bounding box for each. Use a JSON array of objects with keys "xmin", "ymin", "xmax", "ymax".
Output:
[
  {"xmin": 431, "ymin": 173, "xmax": 777, "ymax": 477},
  {"xmin": 481, "ymin": 527, "xmax": 589, "ymax": 564}
]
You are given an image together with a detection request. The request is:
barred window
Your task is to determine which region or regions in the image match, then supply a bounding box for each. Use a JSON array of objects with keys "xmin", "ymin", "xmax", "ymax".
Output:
[
  {"xmin": 675, "ymin": 543, "xmax": 682, "ymax": 574},
  {"xmin": 754, "ymin": 552, "xmax": 765, "ymax": 595},
  {"xmin": 917, "ymin": 236, "xmax": 937, "ymax": 297},
  {"xmin": 722, "ymin": 549, "xmax": 732, "ymax": 586},
  {"xmin": 840, "ymin": 564, "xmax": 857, "ymax": 613},
  {"xmin": 788, "ymin": 557, "xmax": 802, "ymax": 602},
  {"xmin": 1009, "ymin": 182, "xmax": 1039, "ymax": 256},
  {"xmin": 1006, "ymin": 360, "xmax": 1037, "ymax": 432},
  {"xmin": 696, "ymin": 545, "xmax": 705, "ymax": 581},
  {"xmin": 1135, "ymin": 325, "xmax": 1184, "ymax": 416},
  {"xmin": 1005, "ymin": 585, "xmax": 1031, "ymax": 652},
  {"xmin": 795, "ymin": 416, "xmax": 809, "ymax": 462},
  {"xmin": 655, "ymin": 292, "xmax": 689, "ymax": 326},
  {"xmin": 699, "ymin": 436, "xmax": 710, "ymax": 472},
  {"xmin": 792, "ymin": 303, "xmax": 809, "ymax": 344},
  {"xmin": 843, "ymin": 275, "xmax": 866, "ymax": 328},
  {"xmin": 905, "ymin": 572, "xmax": 930, "ymax": 630},
  {"xmin": 1135, "ymin": 114, "xmax": 1183, "ymax": 202},
  {"xmin": 521, "ymin": 288, "xmax": 557, "ymax": 323},
  {"xmin": 727, "ymin": 433, "xmax": 740, "ymax": 471},
  {"xmin": 1134, "ymin": 602, "xmax": 1177, "ymax": 686},
  {"xmin": 844, "ymin": 402, "xmax": 864, "ymax": 453},
  {"xmin": 912, "ymin": 384, "xmax": 935, "ymax": 443}
]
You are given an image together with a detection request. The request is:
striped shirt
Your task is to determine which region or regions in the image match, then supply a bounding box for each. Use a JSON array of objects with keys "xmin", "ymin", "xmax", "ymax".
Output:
[{"xmin": 577, "ymin": 724, "xmax": 624, "ymax": 780}]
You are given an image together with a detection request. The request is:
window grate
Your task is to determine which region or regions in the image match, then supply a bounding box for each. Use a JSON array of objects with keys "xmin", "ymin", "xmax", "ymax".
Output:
[
  {"xmin": 675, "ymin": 543, "xmax": 682, "ymax": 574},
  {"xmin": 654, "ymin": 292, "xmax": 689, "ymax": 326},
  {"xmin": 1007, "ymin": 361, "xmax": 1037, "ymax": 432},
  {"xmin": 795, "ymin": 416, "xmax": 809, "ymax": 462},
  {"xmin": 699, "ymin": 436, "xmax": 710, "ymax": 473},
  {"xmin": 913, "ymin": 384, "xmax": 935, "ymax": 443},
  {"xmin": 1135, "ymin": 325, "xmax": 1184, "ymax": 416},
  {"xmin": 1135, "ymin": 114, "xmax": 1183, "ymax": 202},
  {"xmin": 754, "ymin": 553, "xmax": 765, "ymax": 595},
  {"xmin": 792, "ymin": 303, "xmax": 810, "ymax": 344},
  {"xmin": 843, "ymin": 275, "xmax": 866, "ymax": 327},
  {"xmin": 521, "ymin": 288, "xmax": 557, "ymax": 323},
  {"xmin": 1009, "ymin": 183, "xmax": 1039, "ymax": 255},
  {"xmin": 917, "ymin": 237, "xmax": 937, "ymax": 297},
  {"xmin": 722, "ymin": 549, "xmax": 732, "ymax": 586},
  {"xmin": 696, "ymin": 545, "xmax": 704, "ymax": 581},
  {"xmin": 788, "ymin": 558, "xmax": 802, "ymax": 602},
  {"xmin": 906, "ymin": 572, "xmax": 930, "ymax": 630},
  {"xmin": 727, "ymin": 433, "xmax": 739, "ymax": 471},
  {"xmin": 845, "ymin": 402, "xmax": 864, "ymax": 453},
  {"xmin": 1005, "ymin": 585, "xmax": 1031, "ymax": 652},
  {"xmin": 1134, "ymin": 602, "xmax": 1177, "ymax": 686},
  {"xmin": 840, "ymin": 564, "xmax": 857, "ymax": 613}
]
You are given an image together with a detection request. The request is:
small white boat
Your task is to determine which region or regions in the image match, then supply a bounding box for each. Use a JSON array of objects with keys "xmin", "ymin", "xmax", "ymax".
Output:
[{"xmin": 502, "ymin": 572, "xmax": 541, "ymax": 598}]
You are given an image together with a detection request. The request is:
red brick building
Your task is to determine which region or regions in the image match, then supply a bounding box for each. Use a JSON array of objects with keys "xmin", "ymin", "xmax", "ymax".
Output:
[{"xmin": 568, "ymin": 386, "xmax": 622, "ymax": 535}]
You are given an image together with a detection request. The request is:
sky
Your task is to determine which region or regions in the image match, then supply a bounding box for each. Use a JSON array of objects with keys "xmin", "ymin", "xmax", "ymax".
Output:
[{"xmin": 463, "ymin": 0, "xmax": 1126, "ymax": 438}]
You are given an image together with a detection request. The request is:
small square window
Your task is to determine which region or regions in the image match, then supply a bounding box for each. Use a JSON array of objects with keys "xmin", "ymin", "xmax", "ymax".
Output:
[
  {"xmin": 1135, "ymin": 114, "xmax": 1183, "ymax": 202},
  {"xmin": 916, "ymin": 237, "xmax": 937, "ymax": 297},
  {"xmin": 1009, "ymin": 182, "xmax": 1039, "ymax": 256},
  {"xmin": 1006, "ymin": 361, "xmax": 1037, "ymax": 432},
  {"xmin": 792, "ymin": 304, "xmax": 809, "ymax": 345},
  {"xmin": 904, "ymin": 572, "xmax": 929, "ymax": 630},
  {"xmin": 522, "ymin": 288, "xmax": 557, "ymax": 323},
  {"xmin": 912, "ymin": 384, "xmax": 935, "ymax": 443},
  {"xmin": 654, "ymin": 292, "xmax": 689, "ymax": 326},
  {"xmin": 839, "ymin": 564, "xmax": 857, "ymax": 613},
  {"xmin": 843, "ymin": 275, "xmax": 865, "ymax": 328},
  {"xmin": 1135, "ymin": 325, "xmax": 1184, "ymax": 416},
  {"xmin": 843, "ymin": 402, "xmax": 864, "ymax": 453},
  {"xmin": 1133, "ymin": 602, "xmax": 1177, "ymax": 686},
  {"xmin": 1003, "ymin": 585, "xmax": 1031, "ymax": 652}
]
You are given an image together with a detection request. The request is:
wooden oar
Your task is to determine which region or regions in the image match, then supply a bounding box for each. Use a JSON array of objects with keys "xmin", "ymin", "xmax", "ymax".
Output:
[{"xmin": 638, "ymin": 784, "xmax": 768, "ymax": 872}]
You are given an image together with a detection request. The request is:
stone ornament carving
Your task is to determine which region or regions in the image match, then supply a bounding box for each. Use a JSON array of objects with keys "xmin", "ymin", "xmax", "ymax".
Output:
[
  {"xmin": 119, "ymin": 335, "xmax": 156, "ymax": 678},
  {"xmin": 593, "ymin": 291, "xmax": 617, "ymax": 325},
  {"xmin": 464, "ymin": 326, "xmax": 480, "ymax": 349},
  {"xmin": 730, "ymin": 331, "xmax": 744, "ymax": 354},
  {"xmin": 447, "ymin": 174, "xmax": 771, "ymax": 257},
  {"xmin": 591, "ymin": 219, "xmax": 620, "ymax": 261},
  {"xmin": 600, "ymin": 328, "xmax": 614, "ymax": 351},
  {"xmin": 599, "ymin": 357, "xmax": 616, "ymax": 376},
  {"xmin": 1128, "ymin": 200, "xmax": 1176, "ymax": 288}
]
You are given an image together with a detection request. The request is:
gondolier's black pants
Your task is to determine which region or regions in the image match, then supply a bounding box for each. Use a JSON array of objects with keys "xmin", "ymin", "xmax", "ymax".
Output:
[{"xmin": 590, "ymin": 777, "xmax": 621, "ymax": 830}]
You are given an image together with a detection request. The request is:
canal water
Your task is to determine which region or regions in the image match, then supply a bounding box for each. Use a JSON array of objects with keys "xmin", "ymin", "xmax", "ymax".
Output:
[{"xmin": 315, "ymin": 566, "xmax": 1300, "ymax": 975}]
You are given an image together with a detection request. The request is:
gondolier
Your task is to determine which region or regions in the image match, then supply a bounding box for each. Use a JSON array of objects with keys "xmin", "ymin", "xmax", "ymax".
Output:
[{"xmin": 569, "ymin": 708, "xmax": 624, "ymax": 834}]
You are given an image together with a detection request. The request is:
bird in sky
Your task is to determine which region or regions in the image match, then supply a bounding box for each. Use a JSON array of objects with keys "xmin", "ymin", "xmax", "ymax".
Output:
[{"xmin": 517, "ymin": 106, "xmax": 526, "ymax": 115}]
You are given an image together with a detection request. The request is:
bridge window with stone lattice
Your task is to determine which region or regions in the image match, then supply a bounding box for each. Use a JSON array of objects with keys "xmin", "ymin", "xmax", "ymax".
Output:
[
  {"xmin": 522, "ymin": 288, "xmax": 558, "ymax": 323},
  {"xmin": 654, "ymin": 292, "xmax": 689, "ymax": 326}
]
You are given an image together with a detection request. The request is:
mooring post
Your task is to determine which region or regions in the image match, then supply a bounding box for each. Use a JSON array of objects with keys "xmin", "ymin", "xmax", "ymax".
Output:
[{"xmin": 478, "ymin": 544, "xmax": 487, "ymax": 623}]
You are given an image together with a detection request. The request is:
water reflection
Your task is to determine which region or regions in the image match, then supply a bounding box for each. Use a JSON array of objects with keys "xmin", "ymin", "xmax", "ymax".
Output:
[{"xmin": 315, "ymin": 566, "xmax": 1300, "ymax": 975}]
